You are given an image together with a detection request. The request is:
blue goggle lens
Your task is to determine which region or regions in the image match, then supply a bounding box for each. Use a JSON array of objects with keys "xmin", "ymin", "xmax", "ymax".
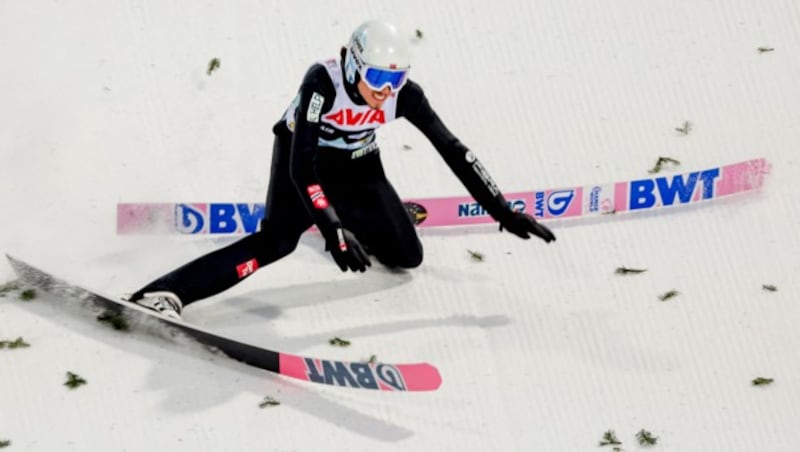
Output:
[{"xmin": 362, "ymin": 67, "xmax": 409, "ymax": 91}]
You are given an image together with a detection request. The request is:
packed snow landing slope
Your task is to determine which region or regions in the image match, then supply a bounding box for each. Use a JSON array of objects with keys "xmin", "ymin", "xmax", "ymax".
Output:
[{"xmin": 1, "ymin": 0, "xmax": 799, "ymax": 451}]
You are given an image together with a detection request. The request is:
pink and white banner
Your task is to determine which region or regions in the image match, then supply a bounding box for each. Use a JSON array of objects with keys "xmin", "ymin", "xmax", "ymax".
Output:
[{"xmin": 117, "ymin": 158, "xmax": 770, "ymax": 235}]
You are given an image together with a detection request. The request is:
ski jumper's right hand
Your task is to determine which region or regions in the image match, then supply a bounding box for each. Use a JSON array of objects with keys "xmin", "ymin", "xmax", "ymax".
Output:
[{"xmin": 325, "ymin": 227, "xmax": 371, "ymax": 272}]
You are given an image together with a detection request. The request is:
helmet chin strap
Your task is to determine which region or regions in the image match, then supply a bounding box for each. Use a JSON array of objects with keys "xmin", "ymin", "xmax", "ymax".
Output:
[
  {"xmin": 340, "ymin": 47, "xmax": 367, "ymax": 105},
  {"xmin": 343, "ymin": 46, "xmax": 358, "ymax": 84}
]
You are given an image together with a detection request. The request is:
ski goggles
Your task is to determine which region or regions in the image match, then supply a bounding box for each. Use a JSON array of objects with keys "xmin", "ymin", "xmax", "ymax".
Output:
[{"xmin": 361, "ymin": 65, "xmax": 409, "ymax": 92}]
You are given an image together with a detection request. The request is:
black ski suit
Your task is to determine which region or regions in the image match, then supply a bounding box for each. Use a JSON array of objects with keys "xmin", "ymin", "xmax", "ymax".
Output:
[{"xmin": 131, "ymin": 51, "xmax": 548, "ymax": 306}]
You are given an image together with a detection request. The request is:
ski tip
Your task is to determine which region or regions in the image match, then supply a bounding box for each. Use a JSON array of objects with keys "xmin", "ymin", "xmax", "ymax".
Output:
[
  {"xmin": 279, "ymin": 354, "xmax": 442, "ymax": 392},
  {"xmin": 399, "ymin": 362, "xmax": 442, "ymax": 392},
  {"xmin": 5, "ymin": 254, "xmax": 24, "ymax": 273}
]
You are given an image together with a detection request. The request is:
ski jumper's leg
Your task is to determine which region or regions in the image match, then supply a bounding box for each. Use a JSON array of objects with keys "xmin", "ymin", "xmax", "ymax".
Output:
[
  {"xmin": 317, "ymin": 150, "xmax": 423, "ymax": 269},
  {"xmin": 131, "ymin": 134, "xmax": 312, "ymax": 305}
]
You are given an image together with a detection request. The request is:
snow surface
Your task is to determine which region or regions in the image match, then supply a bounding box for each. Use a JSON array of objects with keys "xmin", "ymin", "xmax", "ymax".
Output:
[{"xmin": 2, "ymin": 0, "xmax": 800, "ymax": 451}]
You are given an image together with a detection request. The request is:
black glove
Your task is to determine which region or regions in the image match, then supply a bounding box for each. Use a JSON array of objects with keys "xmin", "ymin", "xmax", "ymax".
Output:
[
  {"xmin": 325, "ymin": 227, "xmax": 371, "ymax": 272},
  {"xmin": 499, "ymin": 211, "xmax": 556, "ymax": 243}
]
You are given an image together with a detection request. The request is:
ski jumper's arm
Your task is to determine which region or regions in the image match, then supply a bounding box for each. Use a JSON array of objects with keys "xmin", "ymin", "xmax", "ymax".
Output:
[
  {"xmin": 397, "ymin": 80, "xmax": 515, "ymax": 224},
  {"xmin": 286, "ymin": 64, "xmax": 346, "ymax": 236}
]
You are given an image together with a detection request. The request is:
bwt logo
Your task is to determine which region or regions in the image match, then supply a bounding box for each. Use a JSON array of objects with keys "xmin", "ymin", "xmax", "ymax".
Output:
[
  {"xmin": 304, "ymin": 358, "xmax": 407, "ymax": 391},
  {"xmin": 175, "ymin": 203, "xmax": 266, "ymax": 234},
  {"xmin": 535, "ymin": 190, "xmax": 575, "ymax": 217},
  {"xmin": 457, "ymin": 199, "xmax": 526, "ymax": 217},
  {"xmin": 629, "ymin": 169, "xmax": 720, "ymax": 210}
]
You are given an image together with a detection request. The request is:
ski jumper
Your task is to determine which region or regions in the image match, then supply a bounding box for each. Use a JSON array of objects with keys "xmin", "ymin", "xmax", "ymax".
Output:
[{"xmin": 131, "ymin": 51, "xmax": 512, "ymax": 305}]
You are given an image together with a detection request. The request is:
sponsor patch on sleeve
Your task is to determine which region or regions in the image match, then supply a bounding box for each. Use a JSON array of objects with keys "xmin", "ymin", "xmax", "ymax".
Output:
[
  {"xmin": 306, "ymin": 184, "xmax": 329, "ymax": 209},
  {"xmin": 307, "ymin": 92, "xmax": 324, "ymax": 123},
  {"xmin": 236, "ymin": 258, "xmax": 259, "ymax": 278}
]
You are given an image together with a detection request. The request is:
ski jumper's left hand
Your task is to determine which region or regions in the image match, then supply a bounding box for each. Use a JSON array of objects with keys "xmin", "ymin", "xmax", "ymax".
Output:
[
  {"xmin": 325, "ymin": 227, "xmax": 372, "ymax": 272},
  {"xmin": 499, "ymin": 211, "xmax": 556, "ymax": 243}
]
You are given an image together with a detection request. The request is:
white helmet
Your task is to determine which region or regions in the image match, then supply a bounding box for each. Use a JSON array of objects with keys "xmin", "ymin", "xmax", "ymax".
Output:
[{"xmin": 344, "ymin": 20, "xmax": 410, "ymax": 91}]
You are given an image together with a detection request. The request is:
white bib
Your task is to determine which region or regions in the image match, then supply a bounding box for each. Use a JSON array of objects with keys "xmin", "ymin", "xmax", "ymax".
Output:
[{"xmin": 283, "ymin": 57, "xmax": 399, "ymax": 152}]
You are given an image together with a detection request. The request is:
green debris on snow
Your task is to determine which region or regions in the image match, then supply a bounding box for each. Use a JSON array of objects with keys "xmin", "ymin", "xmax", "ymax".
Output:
[
  {"xmin": 328, "ymin": 337, "xmax": 351, "ymax": 347},
  {"xmin": 636, "ymin": 429, "xmax": 658, "ymax": 446},
  {"xmin": 64, "ymin": 372, "xmax": 87, "ymax": 390},
  {"xmin": 363, "ymin": 354, "xmax": 378, "ymax": 365},
  {"xmin": 648, "ymin": 156, "xmax": 681, "ymax": 174},
  {"xmin": 752, "ymin": 377, "xmax": 774, "ymax": 386},
  {"xmin": 658, "ymin": 290, "xmax": 679, "ymax": 302},
  {"xmin": 259, "ymin": 396, "xmax": 281, "ymax": 408},
  {"xmin": 599, "ymin": 430, "xmax": 622, "ymax": 447},
  {"xmin": 0, "ymin": 337, "xmax": 30, "ymax": 349},
  {"xmin": 207, "ymin": 57, "xmax": 221, "ymax": 75},
  {"xmin": 674, "ymin": 120, "xmax": 692, "ymax": 135},
  {"xmin": 467, "ymin": 250, "xmax": 484, "ymax": 262},
  {"xmin": 615, "ymin": 266, "xmax": 647, "ymax": 275}
]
